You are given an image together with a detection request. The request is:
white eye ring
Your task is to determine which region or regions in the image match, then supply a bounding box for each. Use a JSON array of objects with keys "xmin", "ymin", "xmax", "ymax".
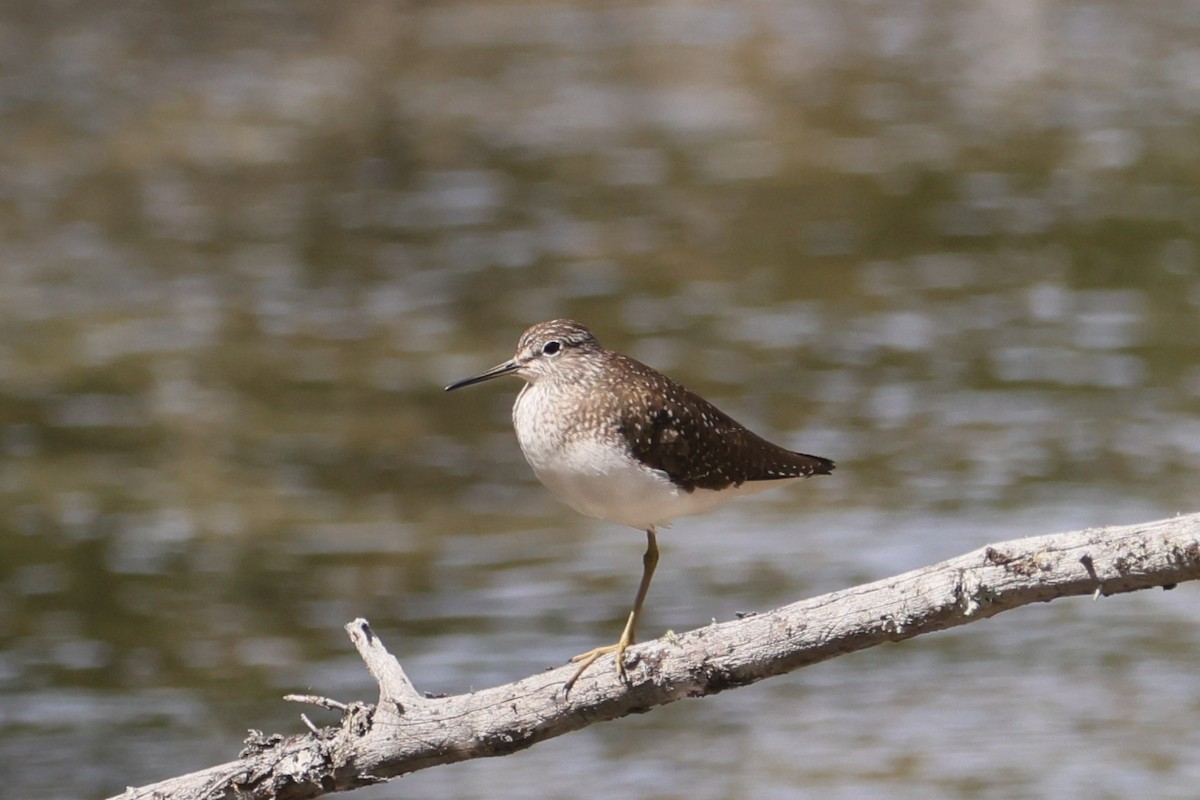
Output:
[{"xmin": 542, "ymin": 340, "xmax": 562, "ymax": 356}]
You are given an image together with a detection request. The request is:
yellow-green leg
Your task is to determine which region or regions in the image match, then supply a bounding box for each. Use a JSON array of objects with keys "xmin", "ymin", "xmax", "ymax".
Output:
[{"xmin": 564, "ymin": 528, "xmax": 659, "ymax": 692}]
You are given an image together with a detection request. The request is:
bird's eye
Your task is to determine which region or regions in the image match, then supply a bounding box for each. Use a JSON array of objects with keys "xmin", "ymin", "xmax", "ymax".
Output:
[{"xmin": 542, "ymin": 340, "xmax": 562, "ymax": 356}]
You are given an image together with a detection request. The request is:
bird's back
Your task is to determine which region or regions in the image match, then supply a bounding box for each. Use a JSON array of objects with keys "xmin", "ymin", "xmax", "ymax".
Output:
[{"xmin": 604, "ymin": 352, "xmax": 834, "ymax": 492}]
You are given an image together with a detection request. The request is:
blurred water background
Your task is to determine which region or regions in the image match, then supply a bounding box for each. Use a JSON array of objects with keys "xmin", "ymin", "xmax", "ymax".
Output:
[{"xmin": 2, "ymin": 2, "xmax": 1200, "ymax": 798}]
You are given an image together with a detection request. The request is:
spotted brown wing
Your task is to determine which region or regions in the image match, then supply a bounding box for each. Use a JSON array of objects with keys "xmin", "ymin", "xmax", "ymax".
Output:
[{"xmin": 612, "ymin": 356, "xmax": 834, "ymax": 492}]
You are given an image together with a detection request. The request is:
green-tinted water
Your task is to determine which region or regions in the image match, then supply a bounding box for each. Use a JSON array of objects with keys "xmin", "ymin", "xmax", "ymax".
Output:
[{"xmin": 2, "ymin": 3, "xmax": 1199, "ymax": 798}]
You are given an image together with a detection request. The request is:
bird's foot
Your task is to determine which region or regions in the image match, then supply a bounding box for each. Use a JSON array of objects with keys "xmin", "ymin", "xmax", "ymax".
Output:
[
  {"xmin": 562, "ymin": 613, "xmax": 636, "ymax": 694},
  {"xmin": 563, "ymin": 640, "xmax": 628, "ymax": 694}
]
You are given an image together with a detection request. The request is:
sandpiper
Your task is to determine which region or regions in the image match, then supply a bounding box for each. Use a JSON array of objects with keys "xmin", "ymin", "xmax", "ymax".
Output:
[{"xmin": 446, "ymin": 319, "xmax": 833, "ymax": 689}]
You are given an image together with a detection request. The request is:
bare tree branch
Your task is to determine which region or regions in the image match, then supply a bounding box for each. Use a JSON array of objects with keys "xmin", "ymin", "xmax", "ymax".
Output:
[{"xmin": 110, "ymin": 512, "xmax": 1200, "ymax": 800}]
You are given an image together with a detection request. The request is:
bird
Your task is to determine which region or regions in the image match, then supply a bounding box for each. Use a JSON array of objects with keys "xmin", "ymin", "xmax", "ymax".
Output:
[{"xmin": 445, "ymin": 319, "xmax": 833, "ymax": 690}]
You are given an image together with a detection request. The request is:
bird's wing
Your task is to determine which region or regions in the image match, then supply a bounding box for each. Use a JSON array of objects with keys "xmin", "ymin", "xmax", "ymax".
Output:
[{"xmin": 613, "ymin": 357, "xmax": 834, "ymax": 492}]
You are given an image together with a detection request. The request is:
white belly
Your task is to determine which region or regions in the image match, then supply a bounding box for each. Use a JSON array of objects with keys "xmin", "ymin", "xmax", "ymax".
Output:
[{"xmin": 512, "ymin": 384, "xmax": 791, "ymax": 530}]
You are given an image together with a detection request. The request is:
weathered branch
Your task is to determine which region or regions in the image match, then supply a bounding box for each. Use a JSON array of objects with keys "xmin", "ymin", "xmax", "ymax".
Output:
[{"xmin": 111, "ymin": 512, "xmax": 1200, "ymax": 800}]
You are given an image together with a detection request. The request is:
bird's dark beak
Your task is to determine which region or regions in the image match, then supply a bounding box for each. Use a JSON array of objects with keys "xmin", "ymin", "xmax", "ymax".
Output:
[{"xmin": 444, "ymin": 359, "xmax": 520, "ymax": 391}]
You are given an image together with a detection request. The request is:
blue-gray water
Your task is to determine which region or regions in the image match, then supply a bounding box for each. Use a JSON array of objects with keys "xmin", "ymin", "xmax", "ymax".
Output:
[{"xmin": 2, "ymin": 3, "xmax": 1200, "ymax": 798}]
